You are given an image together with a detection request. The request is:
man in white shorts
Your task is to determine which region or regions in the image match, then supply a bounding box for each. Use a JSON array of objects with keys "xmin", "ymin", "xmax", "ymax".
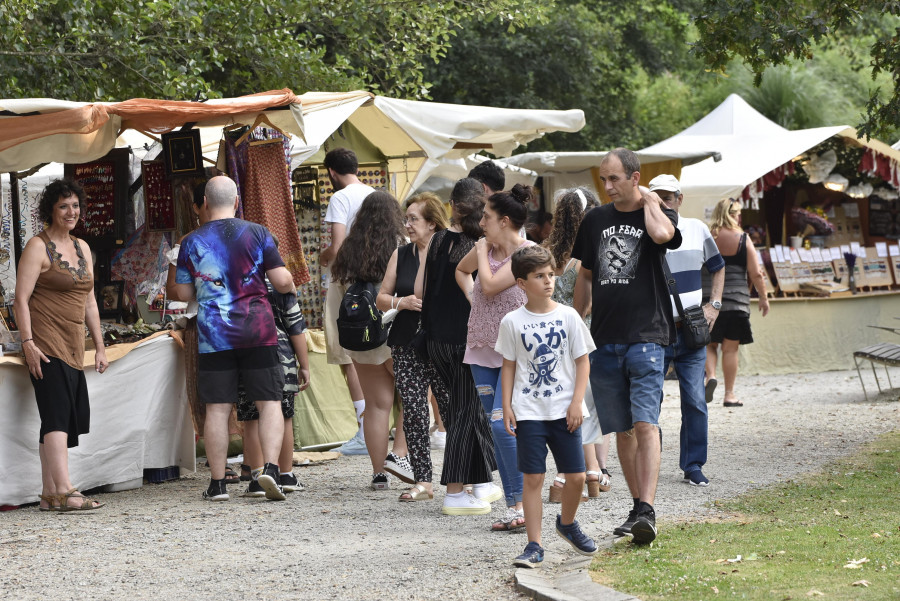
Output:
[{"xmin": 320, "ymin": 148, "xmax": 375, "ymax": 454}]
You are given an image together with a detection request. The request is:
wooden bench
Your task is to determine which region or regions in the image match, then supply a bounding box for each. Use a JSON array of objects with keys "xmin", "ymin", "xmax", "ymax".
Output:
[{"xmin": 853, "ymin": 343, "xmax": 900, "ymax": 401}]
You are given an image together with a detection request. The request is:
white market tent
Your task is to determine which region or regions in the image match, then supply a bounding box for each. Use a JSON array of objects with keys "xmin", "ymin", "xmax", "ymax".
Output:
[
  {"xmin": 290, "ymin": 94, "xmax": 584, "ymax": 199},
  {"xmin": 638, "ymin": 94, "xmax": 900, "ymax": 220},
  {"xmin": 413, "ymin": 154, "xmax": 539, "ymax": 201},
  {"xmin": 502, "ymin": 148, "xmax": 716, "ymax": 210}
]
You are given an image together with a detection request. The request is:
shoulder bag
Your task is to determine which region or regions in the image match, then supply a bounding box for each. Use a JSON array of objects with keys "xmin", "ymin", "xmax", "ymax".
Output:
[{"xmin": 661, "ymin": 255, "xmax": 710, "ymax": 350}]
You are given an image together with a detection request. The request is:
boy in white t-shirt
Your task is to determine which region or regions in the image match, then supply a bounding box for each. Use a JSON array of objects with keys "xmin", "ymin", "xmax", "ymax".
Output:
[{"xmin": 495, "ymin": 246, "xmax": 598, "ymax": 568}]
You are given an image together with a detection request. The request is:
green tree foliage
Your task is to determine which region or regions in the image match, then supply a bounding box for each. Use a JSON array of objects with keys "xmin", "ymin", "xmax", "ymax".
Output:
[
  {"xmin": 0, "ymin": 0, "xmax": 548, "ymax": 101},
  {"xmin": 424, "ymin": 0, "xmax": 724, "ymax": 151},
  {"xmin": 692, "ymin": 0, "xmax": 900, "ymax": 139}
]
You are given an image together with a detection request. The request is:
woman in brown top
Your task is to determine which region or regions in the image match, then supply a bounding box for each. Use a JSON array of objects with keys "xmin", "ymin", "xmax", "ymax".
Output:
[{"xmin": 14, "ymin": 178, "xmax": 109, "ymax": 511}]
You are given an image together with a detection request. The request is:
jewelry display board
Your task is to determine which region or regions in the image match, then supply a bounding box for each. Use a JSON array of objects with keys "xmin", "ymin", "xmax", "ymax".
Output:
[
  {"xmin": 64, "ymin": 148, "xmax": 130, "ymax": 246},
  {"xmin": 291, "ymin": 163, "xmax": 388, "ymax": 329},
  {"xmin": 142, "ymin": 161, "xmax": 176, "ymax": 232}
]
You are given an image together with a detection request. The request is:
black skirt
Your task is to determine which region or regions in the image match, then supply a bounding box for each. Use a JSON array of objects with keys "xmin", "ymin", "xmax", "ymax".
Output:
[
  {"xmin": 30, "ymin": 355, "xmax": 90, "ymax": 448},
  {"xmin": 710, "ymin": 310, "xmax": 754, "ymax": 345}
]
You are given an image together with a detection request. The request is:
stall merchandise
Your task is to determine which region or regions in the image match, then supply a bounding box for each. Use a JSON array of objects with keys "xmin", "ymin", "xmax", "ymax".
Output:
[
  {"xmin": 291, "ymin": 162, "xmax": 388, "ymax": 329},
  {"xmin": 0, "ymin": 334, "xmax": 195, "ymax": 506}
]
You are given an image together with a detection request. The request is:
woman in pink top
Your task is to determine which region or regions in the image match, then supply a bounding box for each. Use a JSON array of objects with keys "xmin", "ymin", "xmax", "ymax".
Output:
[{"xmin": 456, "ymin": 184, "xmax": 535, "ymax": 531}]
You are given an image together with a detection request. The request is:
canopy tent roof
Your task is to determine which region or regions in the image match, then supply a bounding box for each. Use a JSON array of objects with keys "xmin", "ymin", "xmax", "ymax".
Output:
[
  {"xmin": 413, "ymin": 154, "xmax": 539, "ymax": 200},
  {"xmin": 638, "ymin": 94, "xmax": 900, "ymax": 219},
  {"xmin": 501, "ymin": 149, "xmax": 718, "ymax": 174},
  {"xmin": 0, "ymin": 90, "xmax": 312, "ymax": 173},
  {"xmin": 1, "ymin": 90, "xmax": 585, "ymax": 200}
]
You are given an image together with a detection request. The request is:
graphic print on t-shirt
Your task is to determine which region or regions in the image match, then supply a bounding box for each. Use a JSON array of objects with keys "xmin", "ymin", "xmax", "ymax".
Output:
[
  {"xmin": 520, "ymin": 320, "xmax": 569, "ymax": 400},
  {"xmin": 597, "ymin": 224, "xmax": 644, "ymax": 285}
]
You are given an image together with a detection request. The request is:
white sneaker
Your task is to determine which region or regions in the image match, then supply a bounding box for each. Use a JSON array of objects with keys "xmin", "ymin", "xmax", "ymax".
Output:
[
  {"xmin": 472, "ymin": 482, "xmax": 503, "ymax": 503},
  {"xmin": 336, "ymin": 431, "xmax": 368, "ymax": 455},
  {"xmin": 441, "ymin": 492, "xmax": 491, "ymax": 515},
  {"xmin": 429, "ymin": 430, "xmax": 446, "ymax": 450}
]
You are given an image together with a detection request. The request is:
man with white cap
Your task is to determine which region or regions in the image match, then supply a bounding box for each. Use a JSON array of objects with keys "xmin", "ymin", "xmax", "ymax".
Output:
[{"xmin": 649, "ymin": 174, "xmax": 725, "ymax": 488}]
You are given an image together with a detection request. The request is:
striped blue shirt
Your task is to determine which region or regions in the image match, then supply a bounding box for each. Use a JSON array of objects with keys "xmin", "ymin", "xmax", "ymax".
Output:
[{"xmin": 664, "ymin": 217, "xmax": 725, "ymax": 318}]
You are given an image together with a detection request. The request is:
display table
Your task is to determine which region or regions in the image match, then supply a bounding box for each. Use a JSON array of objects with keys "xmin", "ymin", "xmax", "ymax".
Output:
[
  {"xmin": 0, "ymin": 335, "xmax": 195, "ymax": 506},
  {"xmin": 741, "ymin": 291, "xmax": 900, "ymax": 375}
]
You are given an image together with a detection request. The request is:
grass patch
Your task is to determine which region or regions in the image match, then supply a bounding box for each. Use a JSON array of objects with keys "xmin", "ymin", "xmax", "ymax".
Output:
[{"xmin": 591, "ymin": 430, "xmax": 900, "ymax": 600}]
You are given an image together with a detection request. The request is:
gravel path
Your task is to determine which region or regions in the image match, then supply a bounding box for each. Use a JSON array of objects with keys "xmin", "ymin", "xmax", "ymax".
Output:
[{"xmin": 1, "ymin": 370, "xmax": 897, "ymax": 600}]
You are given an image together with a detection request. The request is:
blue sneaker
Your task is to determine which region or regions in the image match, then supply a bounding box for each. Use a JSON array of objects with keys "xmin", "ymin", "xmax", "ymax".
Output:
[
  {"xmin": 513, "ymin": 541, "xmax": 544, "ymax": 568},
  {"xmin": 336, "ymin": 431, "xmax": 368, "ymax": 455},
  {"xmin": 555, "ymin": 515, "xmax": 598, "ymax": 556},
  {"xmin": 684, "ymin": 470, "xmax": 710, "ymax": 487}
]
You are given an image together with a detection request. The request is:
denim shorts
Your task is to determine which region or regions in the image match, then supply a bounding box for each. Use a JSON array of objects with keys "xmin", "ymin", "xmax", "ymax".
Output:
[
  {"xmin": 589, "ymin": 343, "xmax": 665, "ymax": 433},
  {"xmin": 515, "ymin": 418, "xmax": 585, "ymax": 474},
  {"xmin": 198, "ymin": 346, "xmax": 284, "ymax": 404}
]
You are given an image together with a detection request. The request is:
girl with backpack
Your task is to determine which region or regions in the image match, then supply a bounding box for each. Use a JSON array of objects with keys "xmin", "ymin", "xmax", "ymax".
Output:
[{"xmin": 332, "ymin": 190, "xmax": 407, "ymax": 490}]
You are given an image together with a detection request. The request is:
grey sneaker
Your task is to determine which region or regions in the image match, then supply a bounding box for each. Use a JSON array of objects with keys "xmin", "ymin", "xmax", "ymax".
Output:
[
  {"xmin": 336, "ymin": 432, "xmax": 368, "ymax": 455},
  {"xmin": 383, "ymin": 453, "xmax": 415, "ymax": 484}
]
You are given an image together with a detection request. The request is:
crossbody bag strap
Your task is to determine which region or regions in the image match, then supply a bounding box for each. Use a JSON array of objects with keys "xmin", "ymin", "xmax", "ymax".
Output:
[{"xmin": 660, "ymin": 251, "xmax": 686, "ymax": 321}]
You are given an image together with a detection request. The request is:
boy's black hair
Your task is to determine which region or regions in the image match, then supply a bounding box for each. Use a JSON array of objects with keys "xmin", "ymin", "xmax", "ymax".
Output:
[{"xmin": 511, "ymin": 245, "xmax": 555, "ymax": 281}]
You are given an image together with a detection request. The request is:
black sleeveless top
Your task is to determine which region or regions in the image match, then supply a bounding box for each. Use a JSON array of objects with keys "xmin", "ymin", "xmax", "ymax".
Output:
[
  {"xmin": 387, "ymin": 243, "xmax": 420, "ymax": 347},
  {"xmin": 423, "ymin": 229, "xmax": 477, "ymax": 345}
]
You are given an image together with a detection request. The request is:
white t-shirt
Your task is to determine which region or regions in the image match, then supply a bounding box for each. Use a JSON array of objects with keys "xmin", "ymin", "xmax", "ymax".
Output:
[
  {"xmin": 324, "ymin": 183, "xmax": 375, "ymax": 233},
  {"xmin": 495, "ymin": 304, "xmax": 596, "ymax": 421}
]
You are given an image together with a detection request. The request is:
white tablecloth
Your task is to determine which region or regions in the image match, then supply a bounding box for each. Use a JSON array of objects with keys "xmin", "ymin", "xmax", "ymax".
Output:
[{"xmin": 0, "ymin": 335, "xmax": 195, "ymax": 506}]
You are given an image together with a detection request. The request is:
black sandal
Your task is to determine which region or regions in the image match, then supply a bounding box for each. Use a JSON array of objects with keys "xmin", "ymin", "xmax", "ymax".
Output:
[{"xmin": 224, "ymin": 466, "xmax": 241, "ymax": 484}]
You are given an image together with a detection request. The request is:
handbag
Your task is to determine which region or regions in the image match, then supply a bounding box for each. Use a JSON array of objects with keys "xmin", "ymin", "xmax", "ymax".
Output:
[{"xmin": 661, "ymin": 255, "xmax": 711, "ymax": 350}]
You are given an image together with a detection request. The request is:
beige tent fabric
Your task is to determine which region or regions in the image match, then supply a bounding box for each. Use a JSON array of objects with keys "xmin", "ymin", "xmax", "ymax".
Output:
[
  {"xmin": 0, "ymin": 104, "xmax": 112, "ymax": 153},
  {"xmin": 110, "ymin": 89, "xmax": 301, "ymax": 133},
  {"xmin": 0, "ymin": 89, "xmax": 303, "ymax": 142}
]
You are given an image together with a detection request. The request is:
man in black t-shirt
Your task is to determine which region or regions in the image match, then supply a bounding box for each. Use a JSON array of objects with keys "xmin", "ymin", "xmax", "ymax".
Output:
[{"xmin": 572, "ymin": 148, "xmax": 682, "ymax": 544}]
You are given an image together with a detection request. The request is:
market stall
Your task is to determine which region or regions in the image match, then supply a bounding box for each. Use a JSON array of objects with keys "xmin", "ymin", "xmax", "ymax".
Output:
[
  {"xmin": 1, "ymin": 89, "xmax": 587, "ymax": 457},
  {"xmin": 0, "ymin": 334, "xmax": 194, "ymax": 506},
  {"xmin": 640, "ymin": 94, "xmax": 900, "ymax": 375}
]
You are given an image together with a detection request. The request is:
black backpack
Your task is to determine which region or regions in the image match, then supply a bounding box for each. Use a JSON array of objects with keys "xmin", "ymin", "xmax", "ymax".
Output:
[{"xmin": 337, "ymin": 280, "xmax": 390, "ymax": 351}]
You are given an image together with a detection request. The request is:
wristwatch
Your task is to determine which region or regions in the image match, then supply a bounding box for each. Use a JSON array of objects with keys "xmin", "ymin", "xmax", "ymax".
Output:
[{"xmin": 710, "ymin": 300, "xmax": 722, "ymax": 310}]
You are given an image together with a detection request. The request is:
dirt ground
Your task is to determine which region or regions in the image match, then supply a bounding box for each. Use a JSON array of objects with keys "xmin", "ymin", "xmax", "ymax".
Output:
[{"xmin": 1, "ymin": 369, "xmax": 897, "ymax": 601}]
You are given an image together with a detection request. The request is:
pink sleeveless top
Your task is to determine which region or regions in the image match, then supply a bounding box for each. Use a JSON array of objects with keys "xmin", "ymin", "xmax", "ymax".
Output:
[{"xmin": 465, "ymin": 240, "xmax": 533, "ymax": 366}]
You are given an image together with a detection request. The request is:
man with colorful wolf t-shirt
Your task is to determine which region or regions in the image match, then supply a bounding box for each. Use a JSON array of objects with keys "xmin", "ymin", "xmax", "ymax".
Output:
[{"xmin": 175, "ymin": 176, "xmax": 295, "ymax": 502}]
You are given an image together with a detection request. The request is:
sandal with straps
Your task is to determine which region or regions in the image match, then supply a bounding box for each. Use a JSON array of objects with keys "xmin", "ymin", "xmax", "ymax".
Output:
[
  {"xmin": 399, "ymin": 483, "xmax": 434, "ymax": 502},
  {"xmin": 58, "ymin": 488, "xmax": 105, "ymax": 512},
  {"xmin": 548, "ymin": 476, "xmax": 588, "ymax": 503},
  {"xmin": 598, "ymin": 468, "xmax": 612, "ymax": 492},
  {"xmin": 38, "ymin": 493, "xmax": 61, "ymax": 512},
  {"xmin": 586, "ymin": 471, "xmax": 609, "ymax": 497}
]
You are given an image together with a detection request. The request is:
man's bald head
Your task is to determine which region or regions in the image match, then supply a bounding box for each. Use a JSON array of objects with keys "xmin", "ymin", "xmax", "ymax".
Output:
[{"xmin": 205, "ymin": 176, "xmax": 238, "ymax": 210}]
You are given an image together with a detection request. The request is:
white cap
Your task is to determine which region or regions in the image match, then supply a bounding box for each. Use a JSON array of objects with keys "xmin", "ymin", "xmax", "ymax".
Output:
[{"xmin": 648, "ymin": 174, "xmax": 681, "ymax": 195}]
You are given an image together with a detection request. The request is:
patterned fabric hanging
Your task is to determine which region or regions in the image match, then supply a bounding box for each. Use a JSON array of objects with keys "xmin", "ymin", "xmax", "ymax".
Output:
[{"xmin": 223, "ymin": 127, "xmax": 309, "ymax": 287}]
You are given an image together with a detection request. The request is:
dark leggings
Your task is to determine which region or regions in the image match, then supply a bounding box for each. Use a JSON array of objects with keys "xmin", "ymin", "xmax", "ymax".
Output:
[
  {"xmin": 427, "ymin": 340, "xmax": 496, "ymax": 486},
  {"xmin": 391, "ymin": 344, "xmax": 433, "ymax": 482}
]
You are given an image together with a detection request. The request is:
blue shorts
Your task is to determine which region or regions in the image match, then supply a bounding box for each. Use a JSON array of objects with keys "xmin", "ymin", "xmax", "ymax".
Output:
[
  {"xmin": 515, "ymin": 418, "xmax": 585, "ymax": 474},
  {"xmin": 589, "ymin": 343, "xmax": 665, "ymax": 433}
]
